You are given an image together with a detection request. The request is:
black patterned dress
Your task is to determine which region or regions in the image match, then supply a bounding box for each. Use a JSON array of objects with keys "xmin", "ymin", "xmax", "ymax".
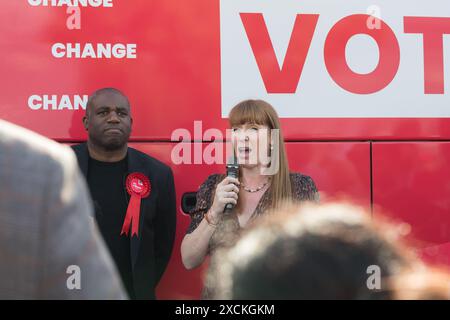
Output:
[{"xmin": 186, "ymin": 172, "xmax": 319, "ymax": 299}]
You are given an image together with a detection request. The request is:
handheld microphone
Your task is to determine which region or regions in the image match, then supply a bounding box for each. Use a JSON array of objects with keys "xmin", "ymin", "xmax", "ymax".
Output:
[{"xmin": 224, "ymin": 155, "xmax": 239, "ymax": 215}]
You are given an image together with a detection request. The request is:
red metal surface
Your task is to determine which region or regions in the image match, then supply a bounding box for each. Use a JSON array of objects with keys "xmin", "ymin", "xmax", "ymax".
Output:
[
  {"xmin": 372, "ymin": 142, "xmax": 450, "ymax": 266},
  {"xmin": 0, "ymin": 0, "xmax": 223, "ymax": 141},
  {"xmin": 1, "ymin": 1, "xmax": 450, "ymax": 141},
  {"xmin": 286, "ymin": 142, "xmax": 371, "ymax": 208}
]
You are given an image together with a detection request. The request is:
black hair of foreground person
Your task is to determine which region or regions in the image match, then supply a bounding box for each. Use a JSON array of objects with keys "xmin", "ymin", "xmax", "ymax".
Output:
[{"xmin": 213, "ymin": 202, "xmax": 419, "ymax": 300}]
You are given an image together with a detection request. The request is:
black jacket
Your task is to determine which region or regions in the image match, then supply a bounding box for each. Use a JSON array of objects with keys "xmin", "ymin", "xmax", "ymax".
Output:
[{"xmin": 71, "ymin": 143, "xmax": 176, "ymax": 299}]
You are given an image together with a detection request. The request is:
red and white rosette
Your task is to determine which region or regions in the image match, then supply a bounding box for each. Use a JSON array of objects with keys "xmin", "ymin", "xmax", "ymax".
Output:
[{"xmin": 121, "ymin": 172, "xmax": 151, "ymax": 237}]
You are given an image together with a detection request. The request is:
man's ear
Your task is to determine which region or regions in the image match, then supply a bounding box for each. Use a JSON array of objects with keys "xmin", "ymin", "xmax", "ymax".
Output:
[{"xmin": 82, "ymin": 115, "xmax": 89, "ymax": 131}]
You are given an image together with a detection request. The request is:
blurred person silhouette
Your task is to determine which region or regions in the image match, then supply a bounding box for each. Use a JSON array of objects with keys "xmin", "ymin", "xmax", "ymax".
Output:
[
  {"xmin": 213, "ymin": 202, "xmax": 415, "ymax": 300},
  {"xmin": 0, "ymin": 119, "xmax": 126, "ymax": 299}
]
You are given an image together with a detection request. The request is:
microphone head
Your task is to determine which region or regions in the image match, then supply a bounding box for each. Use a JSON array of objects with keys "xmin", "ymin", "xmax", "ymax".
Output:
[
  {"xmin": 226, "ymin": 156, "xmax": 239, "ymax": 178},
  {"xmin": 226, "ymin": 153, "xmax": 238, "ymax": 166},
  {"xmin": 224, "ymin": 155, "xmax": 239, "ymax": 215}
]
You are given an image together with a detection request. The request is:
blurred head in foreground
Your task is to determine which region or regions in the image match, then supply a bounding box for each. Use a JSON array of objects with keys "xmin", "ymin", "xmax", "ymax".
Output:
[{"xmin": 214, "ymin": 202, "xmax": 419, "ymax": 300}]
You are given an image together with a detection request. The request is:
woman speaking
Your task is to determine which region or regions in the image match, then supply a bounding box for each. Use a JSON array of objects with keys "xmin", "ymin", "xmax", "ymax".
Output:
[{"xmin": 181, "ymin": 99, "xmax": 319, "ymax": 298}]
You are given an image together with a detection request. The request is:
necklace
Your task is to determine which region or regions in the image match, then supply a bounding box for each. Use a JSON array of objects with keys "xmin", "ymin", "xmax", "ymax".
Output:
[{"xmin": 241, "ymin": 178, "xmax": 270, "ymax": 193}]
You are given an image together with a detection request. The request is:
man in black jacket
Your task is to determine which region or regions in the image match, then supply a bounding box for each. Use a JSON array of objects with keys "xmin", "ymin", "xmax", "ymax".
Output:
[{"xmin": 71, "ymin": 88, "xmax": 176, "ymax": 299}]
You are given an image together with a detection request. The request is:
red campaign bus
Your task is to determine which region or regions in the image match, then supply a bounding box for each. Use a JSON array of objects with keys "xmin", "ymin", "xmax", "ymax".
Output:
[{"xmin": 1, "ymin": 0, "xmax": 450, "ymax": 299}]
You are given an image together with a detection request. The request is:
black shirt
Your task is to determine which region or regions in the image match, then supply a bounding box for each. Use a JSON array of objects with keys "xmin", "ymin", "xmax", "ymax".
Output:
[{"xmin": 87, "ymin": 155, "xmax": 135, "ymax": 299}]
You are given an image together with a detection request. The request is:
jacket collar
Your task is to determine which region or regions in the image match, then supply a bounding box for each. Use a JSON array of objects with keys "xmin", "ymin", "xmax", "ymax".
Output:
[{"xmin": 76, "ymin": 142, "xmax": 149, "ymax": 175}]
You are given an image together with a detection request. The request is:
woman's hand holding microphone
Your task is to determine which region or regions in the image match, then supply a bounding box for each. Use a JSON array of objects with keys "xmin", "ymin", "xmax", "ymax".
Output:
[{"xmin": 206, "ymin": 177, "xmax": 240, "ymax": 225}]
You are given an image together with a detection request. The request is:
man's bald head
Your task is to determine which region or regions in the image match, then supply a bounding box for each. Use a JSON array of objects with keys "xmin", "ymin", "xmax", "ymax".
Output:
[{"xmin": 86, "ymin": 88, "xmax": 131, "ymax": 116}]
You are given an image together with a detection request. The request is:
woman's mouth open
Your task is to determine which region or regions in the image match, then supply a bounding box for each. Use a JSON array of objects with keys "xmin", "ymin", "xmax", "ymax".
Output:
[{"xmin": 238, "ymin": 147, "xmax": 251, "ymax": 158}]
